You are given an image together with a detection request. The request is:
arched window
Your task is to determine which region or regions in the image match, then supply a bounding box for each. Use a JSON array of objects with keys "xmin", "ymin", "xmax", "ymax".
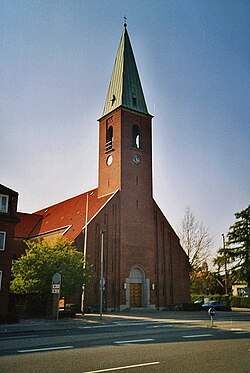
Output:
[
  {"xmin": 130, "ymin": 267, "xmax": 144, "ymax": 280},
  {"xmin": 106, "ymin": 125, "xmax": 113, "ymax": 152},
  {"xmin": 132, "ymin": 124, "xmax": 141, "ymax": 149}
]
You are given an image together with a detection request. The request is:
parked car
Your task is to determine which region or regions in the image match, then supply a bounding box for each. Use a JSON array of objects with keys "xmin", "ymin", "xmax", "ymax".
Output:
[
  {"xmin": 202, "ymin": 300, "xmax": 231, "ymax": 311},
  {"xmin": 192, "ymin": 299, "xmax": 204, "ymax": 310},
  {"xmin": 194, "ymin": 299, "xmax": 204, "ymax": 305}
]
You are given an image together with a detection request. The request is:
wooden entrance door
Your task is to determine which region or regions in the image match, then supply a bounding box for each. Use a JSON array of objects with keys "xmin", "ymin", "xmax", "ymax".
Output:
[{"xmin": 130, "ymin": 283, "xmax": 142, "ymax": 307}]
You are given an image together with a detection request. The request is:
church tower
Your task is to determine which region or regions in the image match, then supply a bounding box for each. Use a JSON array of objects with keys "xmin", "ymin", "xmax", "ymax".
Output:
[
  {"xmin": 98, "ymin": 23, "xmax": 153, "ymax": 199},
  {"xmin": 97, "ymin": 24, "xmax": 158, "ymax": 309},
  {"xmin": 85, "ymin": 23, "xmax": 190, "ymax": 311}
]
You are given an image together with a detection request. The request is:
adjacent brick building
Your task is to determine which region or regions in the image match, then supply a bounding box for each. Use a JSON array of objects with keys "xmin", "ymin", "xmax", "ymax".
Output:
[
  {"xmin": 2, "ymin": 25, "xmax": 190, "ymax": 313},
  {"xmin": 0, "ymin": 185, "xmax": 20, "ymax": 313}
]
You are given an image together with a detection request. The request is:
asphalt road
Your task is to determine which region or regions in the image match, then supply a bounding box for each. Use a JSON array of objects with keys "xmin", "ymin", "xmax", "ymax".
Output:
[{"xmin": 0, "ymin": 311, "xmax": 249, "ymax": 372}]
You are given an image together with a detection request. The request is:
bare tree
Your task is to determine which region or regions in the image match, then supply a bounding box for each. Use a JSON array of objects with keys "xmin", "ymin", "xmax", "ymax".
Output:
[{"xmin": 179, "ymin": 206, "xmax": 213, "ymax": 271}]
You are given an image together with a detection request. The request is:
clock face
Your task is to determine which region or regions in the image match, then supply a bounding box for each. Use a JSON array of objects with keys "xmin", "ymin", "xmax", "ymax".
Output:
[
  {"xmin": 132, "ymin": 154, "xmax": 141, "ymax": 165},
  {"xmin": 106, "ymin": 155, "xmax": 113, "ymax": 166}
]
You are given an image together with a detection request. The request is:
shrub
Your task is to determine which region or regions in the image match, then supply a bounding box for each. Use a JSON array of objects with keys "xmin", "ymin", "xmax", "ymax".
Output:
[
  {"xmin": 191, "ymin": 294, "xmax": 204, "ymax": 302},
  {"xmin": 231, "ymin": 296, "xmax": 250, "ymax": 308}
]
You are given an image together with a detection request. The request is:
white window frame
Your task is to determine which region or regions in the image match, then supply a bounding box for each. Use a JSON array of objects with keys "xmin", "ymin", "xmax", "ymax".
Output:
[
  {"xmin": 0, "ymin": 194, "xmax": 9, "ymax": 213},
  {"xmin": 0, "ymin": 231, "xmax": 6, "ymax": 251},
  {"xmin": 0, "ymin": 271, "xmax": 2, "ymax": 290}
]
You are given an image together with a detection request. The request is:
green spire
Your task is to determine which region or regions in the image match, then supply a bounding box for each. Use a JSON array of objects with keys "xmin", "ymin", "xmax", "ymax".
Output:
[{"xmin": 102, "ymin": 25, "xmax": 149, "ymax": 117}]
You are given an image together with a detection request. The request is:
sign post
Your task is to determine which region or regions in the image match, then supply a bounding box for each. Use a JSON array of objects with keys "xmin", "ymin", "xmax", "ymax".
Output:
[
  {"xmin": 208, "ymin": 307, "xmax": 216, "ymax": 328},
  {"xmin": 100, "ymin": 230, "xmax": 105, "ymax": 320},
  {"xmin": 52, "ymin": 272, "xmax": 61, "ymax": 322}
]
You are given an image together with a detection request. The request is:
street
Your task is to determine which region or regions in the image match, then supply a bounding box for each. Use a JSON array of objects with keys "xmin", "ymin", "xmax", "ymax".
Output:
[{"xmin": 0, "ymin": 310, "xmax": 249, "ymax": 372}]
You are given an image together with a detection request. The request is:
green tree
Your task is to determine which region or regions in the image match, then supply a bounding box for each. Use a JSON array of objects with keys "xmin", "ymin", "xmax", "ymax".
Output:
[
  {"xmin": 214, "ymin": 205, "xmax": 250, "ymax": 287},
  {"xmin": 10, "ymin": 239, "xmax": 91, "ymax": 297},
  {"xmin": 190, "ymin": 262, "xmax": 224, "ymax": 295}
]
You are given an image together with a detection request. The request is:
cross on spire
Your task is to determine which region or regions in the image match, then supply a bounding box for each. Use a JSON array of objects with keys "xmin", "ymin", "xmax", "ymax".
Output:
[{"xmin": 123, "ymin": 15, "xmax": 127, "ymax": 28}]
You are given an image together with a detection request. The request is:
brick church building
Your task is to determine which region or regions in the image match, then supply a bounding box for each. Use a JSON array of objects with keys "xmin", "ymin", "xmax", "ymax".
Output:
[{"xmin": 1, "ymin": 24, "xmax": 190, "ymax": 313}]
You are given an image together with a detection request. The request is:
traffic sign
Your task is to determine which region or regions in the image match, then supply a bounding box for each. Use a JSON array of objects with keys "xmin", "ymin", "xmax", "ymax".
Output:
[
  {"xmin": 208, "ymin": 307, "xmax": 216, "ymax": 317},
  {"xmin": 52, "ymin": 284, "xmax": 60, "ymax": 289},
  {"xmin": 52, "ymin": 272, "xmax": 61, "ymax": 285}
]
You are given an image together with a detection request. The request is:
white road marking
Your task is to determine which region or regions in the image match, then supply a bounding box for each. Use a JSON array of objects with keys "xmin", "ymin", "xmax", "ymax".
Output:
[
  {"xmin": 114, "ymin": 338, "xmax": 154, "ymax": 344},
  {"xmin": 83, "ymin": 361, "xmax": 160, "ymax": 372},
  {"xmin": 235, "ymin": 331, "xmax": 249, "ymax": 334},
  {"xmin": 17, "ymin": 345, "xmax": 73, "ymax": 353},
  {"xmin": 182, "ymin": 334, "xmax": 213, "ymax": 338},
  {"xmin": 79, "ymin": 321, "xmax": 159, "ymax": 329}
]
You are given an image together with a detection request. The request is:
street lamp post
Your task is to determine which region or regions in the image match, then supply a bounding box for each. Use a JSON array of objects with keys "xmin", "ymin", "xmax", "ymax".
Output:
[
  {"xmin": 81, "ymin": 191, "xmax": 93, "ymax": 313},
  {"xmin": 100, "ymin": 230, "xmax": 105, "ymax": 320}
]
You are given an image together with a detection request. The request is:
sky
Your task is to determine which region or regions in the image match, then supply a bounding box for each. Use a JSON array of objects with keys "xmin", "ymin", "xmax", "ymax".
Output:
[{"xmin": 1, "ymin": 0, "xmax": 249, "ymax": 261}]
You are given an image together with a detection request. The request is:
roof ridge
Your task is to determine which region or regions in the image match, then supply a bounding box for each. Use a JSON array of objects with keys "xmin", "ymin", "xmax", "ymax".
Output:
[{"xmin": 33, "ymin": 187, "xmax": 98, "ymax": 214}]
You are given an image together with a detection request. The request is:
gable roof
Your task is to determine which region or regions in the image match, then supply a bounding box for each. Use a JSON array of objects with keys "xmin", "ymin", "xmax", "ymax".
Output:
[
  {"xmin": 15, "ymin": 188, "xmax": 115, "ymax": 242},
  {"xmin": 0, "ymin": 184, "xmax": 18, "ymax": 196},
  {"xmin": 102, "ymin": 25, "xmax": 149, "ymax": 118}
]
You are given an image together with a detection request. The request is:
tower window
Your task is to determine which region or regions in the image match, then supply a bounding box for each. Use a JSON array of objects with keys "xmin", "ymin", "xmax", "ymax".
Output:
[
  {"xmin": 106, "ymin": 125, "xmax": 113, "ymax": 152},
  {"xmin": 132, "ymin": 96, "xmax": 137, "ymax": 107},
  {"xmin": 132, "ymin": 124, "xmax": 141, "ymax": 149}
]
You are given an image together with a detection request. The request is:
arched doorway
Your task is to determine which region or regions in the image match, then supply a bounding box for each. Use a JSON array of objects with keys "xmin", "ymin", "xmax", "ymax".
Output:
[{"xmin": 128, "ymin": 267, "xmax": 146, "ymax": 308}]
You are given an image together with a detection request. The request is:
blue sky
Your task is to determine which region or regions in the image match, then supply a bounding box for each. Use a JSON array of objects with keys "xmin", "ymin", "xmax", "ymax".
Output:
[{"xmin": 1, "ymin": 0, "xmax": 249, "ymax": 259}]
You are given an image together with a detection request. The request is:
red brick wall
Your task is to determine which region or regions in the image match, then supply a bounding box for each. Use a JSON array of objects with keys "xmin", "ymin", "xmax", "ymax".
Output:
[
  {"xmin": 85, "ymin": 106, "xmax": 190, "ymax": 311},
  {"xmin": 0, "ymin": 221, "xmax": 15, "ymax": 313},
  {"xmin": 83, "ymin": 191, "xmax": 190, "ymax": 311}
]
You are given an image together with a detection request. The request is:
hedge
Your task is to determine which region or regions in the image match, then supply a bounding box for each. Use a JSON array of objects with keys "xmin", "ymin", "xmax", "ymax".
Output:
[{"xmin": 231, "ymin": 296, "xmax": 250, "ymax": 308}]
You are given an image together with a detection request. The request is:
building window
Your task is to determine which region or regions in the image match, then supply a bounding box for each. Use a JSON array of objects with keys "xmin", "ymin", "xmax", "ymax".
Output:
[
  {"xmin": 132, "ymin": 125, "xmax": 141, "ymax": 149},
  {"xmin": 0, "ymin": 271, "xmax": 2, "ymax": 290},
  {"xmin": 106, "ymin": 125, "xmax": 113, "ymax": 152},
  {"xmin": 0, "ymin": 194, "xmax": 9, "ymax": 213},
  {"xmin": 0, "ymin": 232, "xmax": 6, "ymax": 251}
]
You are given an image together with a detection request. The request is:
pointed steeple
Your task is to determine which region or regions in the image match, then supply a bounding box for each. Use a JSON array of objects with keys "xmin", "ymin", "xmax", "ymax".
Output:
[{"xmin": 102, "ymin": 25, "xmax": 149, "ymax": 118}]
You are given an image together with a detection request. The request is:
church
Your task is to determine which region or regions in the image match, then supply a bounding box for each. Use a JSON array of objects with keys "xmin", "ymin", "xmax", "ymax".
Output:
[{"xmin": 0, "ymin": 24, "xmax": 190, "ymax": 313}]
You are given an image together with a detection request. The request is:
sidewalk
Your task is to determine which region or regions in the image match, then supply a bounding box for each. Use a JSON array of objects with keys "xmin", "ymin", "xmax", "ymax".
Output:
[
  {"xmin": 0, "ymin": 313, "xmax": 102, "ymax": 334},
  {"xmin": 0, "ymin": 308, "xmax": 249, "ymax": 335}
]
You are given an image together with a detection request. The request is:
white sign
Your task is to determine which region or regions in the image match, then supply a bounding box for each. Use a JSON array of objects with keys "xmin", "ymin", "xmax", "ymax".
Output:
[
  {"xmin": 52, "ymin": 288, "xmax": 60, "ymax": 294},
  {"xmin": 52, "ymin": 284, "xmax": 60, "ymax": 289}
]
